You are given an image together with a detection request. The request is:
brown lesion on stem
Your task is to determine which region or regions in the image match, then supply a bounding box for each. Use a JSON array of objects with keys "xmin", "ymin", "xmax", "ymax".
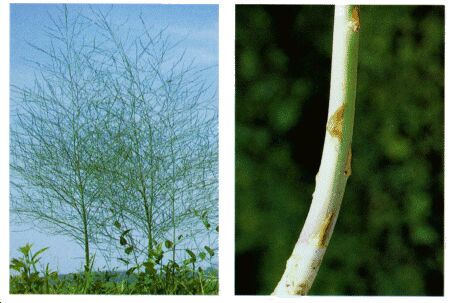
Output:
[
  {"xmin": 317, "ymin": 212, "xmax": 335, "ymax": 248},
  {"xmin": 351, "ymin": 6, "xmax": 360, "ymax": 32},
  {"xmin": 326, "ymin": 104, "xmax": 345, "ymax": 141},
  {"xmin": 311, "ymin": 255, "xmax": 322, "ymax": 271},
  {"xmin": 344, "ymin": 148, "xmax": 352, "ymax": 176},
  {"xmin": 294, "ymin": 282, "xmax": 309, "ymax": 295}
]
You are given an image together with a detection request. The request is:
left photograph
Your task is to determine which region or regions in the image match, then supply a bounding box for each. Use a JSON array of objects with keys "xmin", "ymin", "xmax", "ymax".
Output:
[{"xmin": 10, "ymin": 4, "xmax": 218, "ymax": 294}]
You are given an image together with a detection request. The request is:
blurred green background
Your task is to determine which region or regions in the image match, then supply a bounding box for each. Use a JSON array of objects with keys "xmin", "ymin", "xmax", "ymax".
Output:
[{"xmin": 235, "ymin": 5, "xmax": 444, "ymax": 295}]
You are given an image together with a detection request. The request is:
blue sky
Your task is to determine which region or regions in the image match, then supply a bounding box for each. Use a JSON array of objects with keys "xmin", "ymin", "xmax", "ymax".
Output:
[
  {"xmin": 10, "ymin": 3, "xmax": 218, "ymax": 274},
  {"xmin": 11, "ymin": 4, "xmax": 218, "ymax": 86}
]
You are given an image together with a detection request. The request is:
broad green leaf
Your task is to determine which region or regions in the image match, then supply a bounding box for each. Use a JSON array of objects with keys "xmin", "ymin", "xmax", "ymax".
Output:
[
  {"xmin": 184, "ymin": 258, "xmax": 194, "ymax": 265},
  {"xmin": 204, "ymin": 246, "xmax": 215, "ymax": 257},
  {"xmin": 10, "ymin": 259, "xmax": 25, "ymax": 271},
  {"xmin": 19, "ymin": 243, "xmax": 32, "ymax": 256},
  {"xmin": 143, "ymin": 262, "xmax": 156, "ymax": 274},
  {"xmin": 165, "ymin": 240, "xmax": 173, "ymax": 249},
  {"xmin": 204, "ymin": 222, "xmax": 211, "ymax": 229},
  {"xmin": 199, "ymin": 252, "xmax": 206, "ymax": 260},
  {"xmin": 156, "ymin": 242, "xmax": 163, "ymax": 253},
  {"xmin": 143, "ymin": 259, "xmax": 155, "ymax": 266},
  {"xmin": 120, "ymin": 229, "xmax": 132, "ymax": 238},
  {"xmin": 126, "ymin": 266, "xmax": 137, "ymax": 275},
  {"xmin": 125, "ymin": 246, "xmax": 134, "ymax": 255},
  {"xmin": 118, "ymin": 258, "xmax": 129, "ymax": 265},
  {"xmin": 119, "ymin": 229, "xmax": 132, "ymax": 246},
  {"xmin": 32, "ymin": 247, "xmax": 49, "ymax": 263},
  {"xmin": 186, "ymin": 249, "xmax": 196, "ymax": 262}
]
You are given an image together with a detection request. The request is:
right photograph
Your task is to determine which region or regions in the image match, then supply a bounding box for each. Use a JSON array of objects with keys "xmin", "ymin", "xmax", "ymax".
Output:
[{"xmin": 235, "ymin": 5, "xmax": 444, "ymax": 296}]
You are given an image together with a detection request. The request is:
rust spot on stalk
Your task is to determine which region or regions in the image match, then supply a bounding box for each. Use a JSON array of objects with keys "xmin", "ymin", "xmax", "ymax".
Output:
[
  {"xmin": 294, "ymin": 283, "xmax": 309, "ymax": 295},
  {"xmin": 317, "ymin": 212, "xmax": 334, "ymax": 248},
  {"xmin": 351, "ymin": 6, "xmax": 360, "ymax": 32},
  {"xmin": 344, "ymin": 148, "xmax": 352, "ymax": 176},
  {"xmin": 326, "ymin": 104, "xmax": 345, "ymax": 141},
  {"xmin": 311, "ymin": 256, "xmax": 322, "ymax": 271}
]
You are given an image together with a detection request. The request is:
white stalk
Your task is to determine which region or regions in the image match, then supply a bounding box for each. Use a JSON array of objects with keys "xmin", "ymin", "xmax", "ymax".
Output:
[{"xmin": 273, "ymin": 5, "xmax": 360, "ymax": 296}]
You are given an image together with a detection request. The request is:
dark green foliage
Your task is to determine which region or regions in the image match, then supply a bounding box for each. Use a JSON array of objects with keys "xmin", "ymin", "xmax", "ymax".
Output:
[
  {"xmin": 10, "ymin": 269, "xmax": 218, "ymax": 295},
  {"xmin": 235, "ymin": 5, "xmax": 443, "ymax": 295},
  {"xmin": 205, "ymin": 246, "xmax": 215, "ymax": 257},
  {"xmin": 10, "ymin": 244, "xmax": 218, "ymax": 295},
  {"xmin": 9, "ymin": 243, "xmax": 53, "ymax": 293}
]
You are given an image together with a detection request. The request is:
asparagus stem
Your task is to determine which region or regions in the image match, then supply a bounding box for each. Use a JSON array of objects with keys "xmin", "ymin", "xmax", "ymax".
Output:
[{"xmin": 273, "ymin": 5, "xmax": 360, "ymax": 296}]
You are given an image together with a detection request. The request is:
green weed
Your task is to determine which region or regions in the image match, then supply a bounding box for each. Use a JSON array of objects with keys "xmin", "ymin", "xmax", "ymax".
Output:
[{"xmin": 10, "ymin": 243, "xmax": 218, "ymax": 295}]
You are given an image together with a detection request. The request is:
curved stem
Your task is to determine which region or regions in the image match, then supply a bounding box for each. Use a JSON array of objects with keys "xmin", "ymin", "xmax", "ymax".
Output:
[{"xmin": 273, "ymin": 5, "xmax": 360, "ymax": 296}]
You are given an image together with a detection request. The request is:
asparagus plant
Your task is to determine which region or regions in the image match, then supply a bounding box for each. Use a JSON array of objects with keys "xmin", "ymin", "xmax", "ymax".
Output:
[{"xmin": 273, "ymin": 5, "xmax": 360, "ymax": 296}]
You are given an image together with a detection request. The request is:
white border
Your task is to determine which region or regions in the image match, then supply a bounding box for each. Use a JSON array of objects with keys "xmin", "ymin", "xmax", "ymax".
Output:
[
  {"xmin": 1, "ymin": 0, "xmax": 448, "ymax": 302},
  {"xmin": 218, "ymin": 0, "xmax": 235, "ymax": 297}
]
